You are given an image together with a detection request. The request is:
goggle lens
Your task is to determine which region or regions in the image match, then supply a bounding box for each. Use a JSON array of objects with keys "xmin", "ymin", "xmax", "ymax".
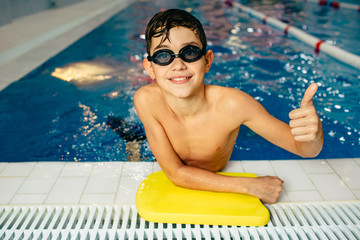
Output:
[{"xmin": 148, "ymin": 46, "xmax": 205, "ymax": 66}]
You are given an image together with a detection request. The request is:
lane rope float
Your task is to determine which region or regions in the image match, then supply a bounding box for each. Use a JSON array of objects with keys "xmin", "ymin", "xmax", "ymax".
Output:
[
  {"xmin": 305, "ymin": 0, "xmax": 360, "ymax": 11},
  {"xmin": 224, "ymin": 0, "xmax": 360, "ymax": 70}
]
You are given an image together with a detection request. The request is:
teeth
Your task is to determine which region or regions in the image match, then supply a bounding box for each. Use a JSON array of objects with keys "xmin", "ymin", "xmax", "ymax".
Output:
[{"xmin": 172, "ymin": 77, "xmax": 189, "ymax": 81}]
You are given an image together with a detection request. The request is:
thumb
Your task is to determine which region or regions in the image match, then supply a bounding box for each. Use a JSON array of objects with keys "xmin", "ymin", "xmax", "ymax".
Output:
[{"xmin": 300, "ymin": 83, "xmax": 318, "ymax": 107}]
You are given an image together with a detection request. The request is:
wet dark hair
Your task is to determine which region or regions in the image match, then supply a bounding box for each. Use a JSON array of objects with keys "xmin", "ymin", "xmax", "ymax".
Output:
[{"xmin": 145, "ymin": 9, "xmax": 207, "ymax": 55}]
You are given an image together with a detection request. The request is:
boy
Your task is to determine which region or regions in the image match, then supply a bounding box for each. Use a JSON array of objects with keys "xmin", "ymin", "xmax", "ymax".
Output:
[{"xmin": 133, "ymin": 9, "xmax": 323, "ymax": 204}]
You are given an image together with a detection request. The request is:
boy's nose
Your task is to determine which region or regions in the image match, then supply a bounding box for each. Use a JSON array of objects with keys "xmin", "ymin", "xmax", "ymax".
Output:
[{"xmin": 171, "ymin": 56, "xmax": 187, "ymax": 70}]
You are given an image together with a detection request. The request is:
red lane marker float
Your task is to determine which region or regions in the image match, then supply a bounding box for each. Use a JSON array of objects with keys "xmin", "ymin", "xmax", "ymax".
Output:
[
  {"xmin": 318, "ymin": 0, "xmax": 341, "ymax": 9},
  {"xmin": 263, "ymin": 16, "xmax": 268, "ymax": 24},
  {"xmin": 358, "ymin": 6, "xmax": 360, "ymax": 12},
  {"xmin": 330, "ymin": 1, "xmax": 340, "ymax": 9},
  {"xmin": 225, "ymin": 0, "xmax": 233, "ymax": 7},
  {"xmin": 315, "ymin": 40, "xmax": 324, "ymax": 55},
  {"xmin": 284, "ymin": 25, "xmax": 291, "ymax": 35},
  {"xmin": 318, "ymin": 0, "xmax": 328, "ymax": 6}
]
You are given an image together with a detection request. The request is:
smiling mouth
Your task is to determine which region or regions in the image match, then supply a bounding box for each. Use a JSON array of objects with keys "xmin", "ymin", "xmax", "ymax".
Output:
[{"xmin": 168, "ymin": 76, "xmax": 192, "ymax": 84}]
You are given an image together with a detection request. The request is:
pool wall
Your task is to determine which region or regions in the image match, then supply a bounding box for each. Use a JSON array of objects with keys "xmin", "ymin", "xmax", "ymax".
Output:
[
  {"xmin": 0, "ymin": 0, "xmax": 85, "ymax": 26},
  {"xmin": 0, "ymin": 0, "xmax": 135, "ymax": 90}
]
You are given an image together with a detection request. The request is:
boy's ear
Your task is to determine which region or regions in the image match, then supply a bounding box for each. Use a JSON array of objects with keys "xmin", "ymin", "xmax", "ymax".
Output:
[
  {"xmin": 143, "ymin": 58, "xmax": 156, "ymax": 79},
  {"xmin": 204, "ymin": 49, "xmax": 214, "ymax": 73}
]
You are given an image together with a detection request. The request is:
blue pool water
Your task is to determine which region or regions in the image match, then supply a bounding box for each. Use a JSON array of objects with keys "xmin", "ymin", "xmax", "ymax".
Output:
[{"xmin": 0, "ymin": 0, "xmax": 359, "ymax": 162}]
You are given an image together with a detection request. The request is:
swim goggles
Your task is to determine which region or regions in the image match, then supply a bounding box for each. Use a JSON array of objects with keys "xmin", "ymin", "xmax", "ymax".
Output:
[{"xmin": 147, "ymin": 45, "xmax": 206, "ymax": 66}]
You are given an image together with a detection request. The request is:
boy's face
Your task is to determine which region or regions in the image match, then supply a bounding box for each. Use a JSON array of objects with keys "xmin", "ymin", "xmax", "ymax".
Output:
[{"xmin": 144, "ymin": 26, "xmax": 213, "ymax": 99}]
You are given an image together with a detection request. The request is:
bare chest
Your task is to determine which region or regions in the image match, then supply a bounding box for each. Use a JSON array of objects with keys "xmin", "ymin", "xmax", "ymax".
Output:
[{"xmin": 161, "ymin": 115, "xmax": 239, "ymax": 164}]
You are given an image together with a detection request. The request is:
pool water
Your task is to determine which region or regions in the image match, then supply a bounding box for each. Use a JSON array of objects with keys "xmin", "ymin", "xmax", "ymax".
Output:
[{"xmin": 0, "ymin": 0, "xmax": 359, "ymax": 162}]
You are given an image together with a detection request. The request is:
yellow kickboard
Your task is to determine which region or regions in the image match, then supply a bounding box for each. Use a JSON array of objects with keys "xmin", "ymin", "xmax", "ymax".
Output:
[{"xmin": 136, "ymin": 171, "xmax": 270, "ymax": 226}]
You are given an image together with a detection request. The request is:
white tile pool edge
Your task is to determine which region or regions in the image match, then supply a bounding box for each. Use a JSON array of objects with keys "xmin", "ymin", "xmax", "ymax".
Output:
[{"xmin": 0, "ymin": 159, "xmax": 359, "ymax": 206}]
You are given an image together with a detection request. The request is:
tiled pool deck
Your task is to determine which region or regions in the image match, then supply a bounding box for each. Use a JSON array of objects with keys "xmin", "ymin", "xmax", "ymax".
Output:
[
  {"xmin": 0, "ymin": 0, "xmax": 359, "ymax": 207},
  {"xmin": 0, "ymin": 159, "xmax": 360, "ymax": 205},
  {"xmin": 1, "ymin": 160, "xmax": 360, "ymax": 205}
]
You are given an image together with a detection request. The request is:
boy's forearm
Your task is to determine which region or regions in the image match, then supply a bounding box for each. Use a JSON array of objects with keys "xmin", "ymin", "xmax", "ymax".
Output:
[
  {"xmin": 167, "ymin": 164, "xmax": 283, "ymax": 203},
  {"xmin": 170, "ymin": 165, "xmax": 249, "ymax": 194}
]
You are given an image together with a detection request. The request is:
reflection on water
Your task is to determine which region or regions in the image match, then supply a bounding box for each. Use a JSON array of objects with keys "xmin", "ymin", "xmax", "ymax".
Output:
[
  {"xmin": 51, "ymin": 60, "xmax": 116, "ymax": 84},
  {"xmin": 51, "ymin": 59, "xmax": 151, "ymax": 88}
]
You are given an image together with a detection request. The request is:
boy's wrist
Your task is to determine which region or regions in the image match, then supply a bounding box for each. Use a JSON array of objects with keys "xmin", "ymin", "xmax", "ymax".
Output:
[{"xmin": 232, "ymin": 176, "xmax": 252, "ymax": 195}]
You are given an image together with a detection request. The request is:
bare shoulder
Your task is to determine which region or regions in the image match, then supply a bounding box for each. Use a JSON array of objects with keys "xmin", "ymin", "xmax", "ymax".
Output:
[
  {"xmin": 206, "ymin": 85, "xmax": 256, "ymax": 108},
  {"xmin": 133, "ymin": 83, "xmax": 163, "ymax": 121},
  {"xmin": 134, "ymin": 83, "xmax": 159, "ymax": 98},
  {"xmin": 206, "ymin": 85, "xmax": 266, "ymax": 124},
  {"xmin": 133, "ymin": 83, "xmax": 160, "ymax": 106}
]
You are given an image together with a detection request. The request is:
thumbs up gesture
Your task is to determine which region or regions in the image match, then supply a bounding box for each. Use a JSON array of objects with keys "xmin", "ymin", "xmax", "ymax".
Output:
[{"xmin": 289, "ymin": 83, "xmax": 322, "ymax": 142}]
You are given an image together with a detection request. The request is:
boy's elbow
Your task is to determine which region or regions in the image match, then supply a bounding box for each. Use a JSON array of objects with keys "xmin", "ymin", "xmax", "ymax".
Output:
[
  {"xmin": 166, "ymin": 170, "xmax": 182, "ymax": 186},
  {"xmin": 169, "ymin": 177, "xmax": 185, "ymax": 188},
  {"xmin": 299, "ymin": 151, "xmax": 320, "ymax": 159},
  {"xmin": 297, "ymin": 142, "xmax": 323, "ymax": 158},
  {"xmin": 164, "ymin": 166, "xmax": 190, "ymax": 189}
]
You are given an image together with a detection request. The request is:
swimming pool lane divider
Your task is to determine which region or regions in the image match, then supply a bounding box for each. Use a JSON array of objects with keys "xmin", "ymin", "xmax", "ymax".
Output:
[
  {"xmin": 304, "ymin": 0, "xmax": 360, "ymax": 11},
  {"xmin": 224, "ymin": 0, "xmax": 360, "ymax": 70}
]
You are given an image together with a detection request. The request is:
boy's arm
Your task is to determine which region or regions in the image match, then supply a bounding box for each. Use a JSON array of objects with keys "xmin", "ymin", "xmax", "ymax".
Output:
[
  {"xmin": 243, "ymin": 83, "xmax": 323, "ymax": 158},
  {"xmin": 133, "ymin": 87, "xmax": 283, "ymax": 204}
]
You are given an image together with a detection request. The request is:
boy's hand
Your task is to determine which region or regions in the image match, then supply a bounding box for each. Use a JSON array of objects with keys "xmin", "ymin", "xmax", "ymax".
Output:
[
  {"xmin": 247, "ymin": 176, "xmax": 284, "ymax": 204},
  {"xmin": 289, "ymin": 83, "xmax": 321, "ymax": 142}
]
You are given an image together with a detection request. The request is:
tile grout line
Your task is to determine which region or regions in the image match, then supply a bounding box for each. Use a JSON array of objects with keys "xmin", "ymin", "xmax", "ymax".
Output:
[
  {"xmin": 0, "ymin": 163, "xmax": 8, "ymax": 175},
  {"xmin": 114, "ymin": 162, "xmax": 125, "ymax": 203},
  {"xmin": 43, "ymin": 162, "xmax": 67, "ymax": 205},
  {"xmin": 307, "ymin": 171, "xmax": 358, "ymax": 201},
  {"xmin": 302, "ymin": 159, "xmax": 358, "ymax": 201},
  {"xmin": 269, "ymin": 160, "xmax": 290, "ymax": 202},
  {"xmin": 306, "ymin": 173, "xmax": 327, "ymax": 202},
  {"xmin": 8, "ymin": 163, "xmax": 36, "ymax": 205},
  {"xmin": 296, "ymin": 159, "xmax": 325, "ymax": 201},
  {"xmin": 78, "ymin": 162, "xmax": 96, "ymax": 204},
  {"xmin": 326, "ymin": 158, "xmax": 356, "ymax": 193},
  {"xmin": 344, "ymin": 158, "xmax": 360, "ymax": 200}
]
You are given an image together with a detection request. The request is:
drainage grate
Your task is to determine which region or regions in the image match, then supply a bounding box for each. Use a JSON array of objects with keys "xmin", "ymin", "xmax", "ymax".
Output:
[{"xmin": 1, "ymin": 202, "xmax": 359, "ymax": 239}]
